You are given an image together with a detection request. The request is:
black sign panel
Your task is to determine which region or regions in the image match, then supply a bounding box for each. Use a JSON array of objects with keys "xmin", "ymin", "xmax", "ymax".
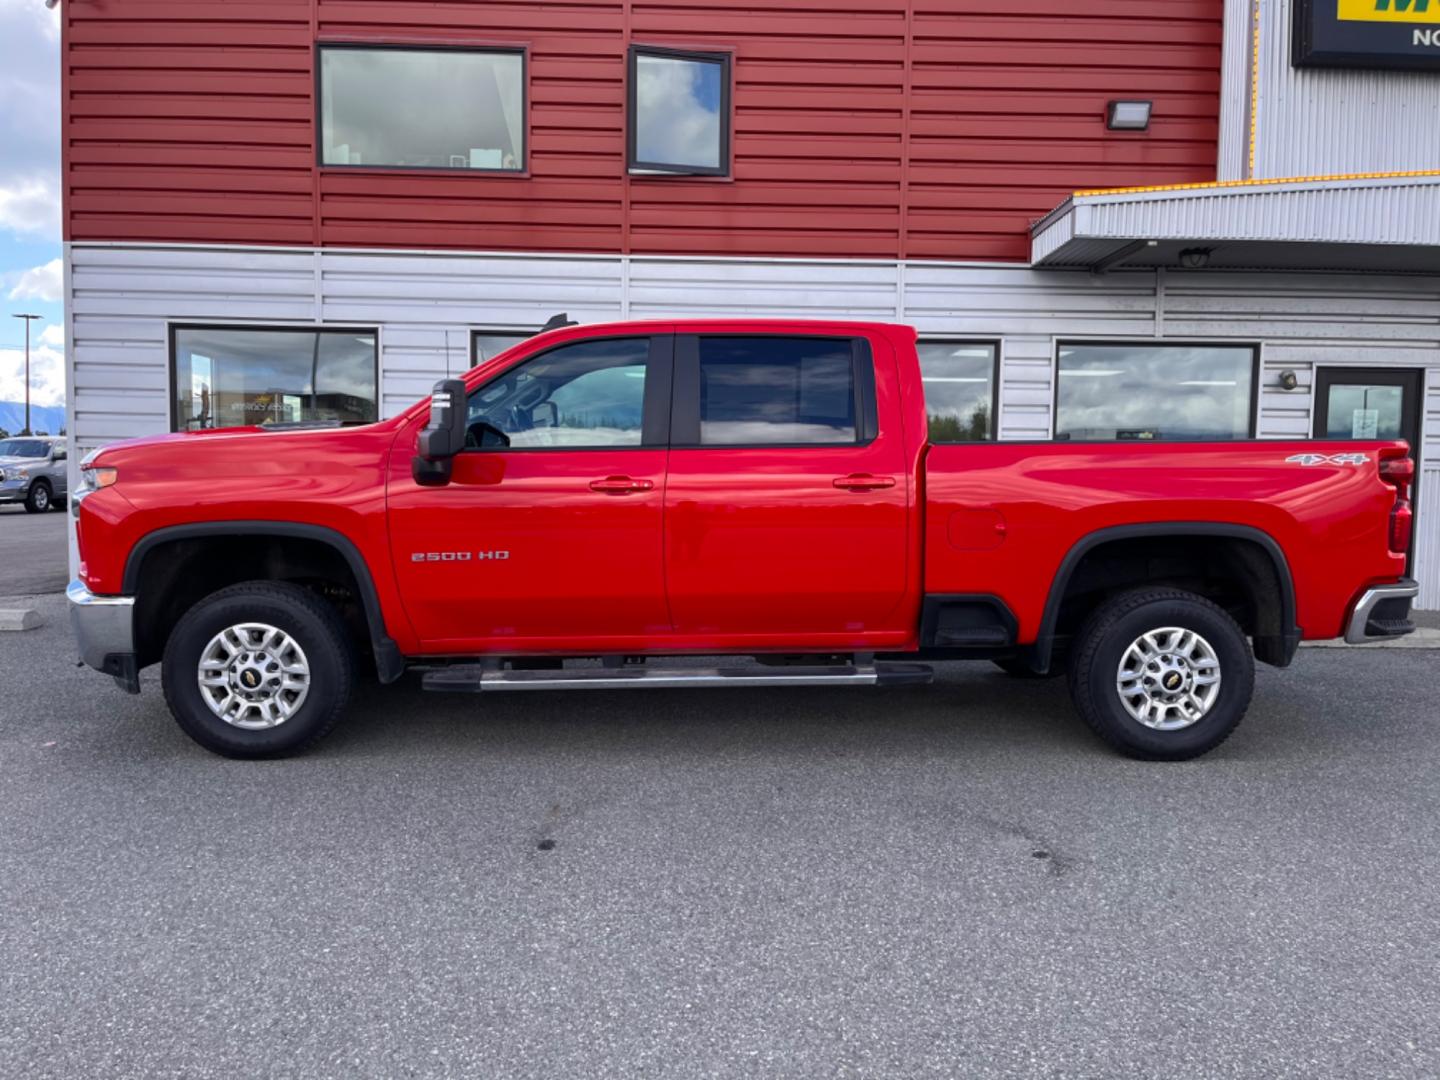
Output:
[{"xmin": 1293, "ymin": 0, "xmax": 1440, "ymax": 71}]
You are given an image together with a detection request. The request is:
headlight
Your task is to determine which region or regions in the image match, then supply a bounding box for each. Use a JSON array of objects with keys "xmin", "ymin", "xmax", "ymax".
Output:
[
  {"xmin": 2, "ymin": 467, "xmax": 26, "ymax": 481},
  {"xmin": 79, "ymin": 450, "xmax": 118, "ymax": 492}
]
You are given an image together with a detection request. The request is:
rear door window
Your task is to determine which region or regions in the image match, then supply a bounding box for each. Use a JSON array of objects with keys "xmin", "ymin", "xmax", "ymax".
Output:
[{"xmin": 677, "ymin": 335, "xmax": 872, "ymax": 446}]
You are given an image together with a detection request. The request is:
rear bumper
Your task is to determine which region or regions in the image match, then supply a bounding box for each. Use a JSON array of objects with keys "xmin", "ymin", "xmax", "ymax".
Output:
[
  {"xmin": 1344, "ymin": 578, "xmax": 1419, "ymax": 644},
  {"xmin": 67, "ymin": 579, "xmax": 141, "ymax": 693}
]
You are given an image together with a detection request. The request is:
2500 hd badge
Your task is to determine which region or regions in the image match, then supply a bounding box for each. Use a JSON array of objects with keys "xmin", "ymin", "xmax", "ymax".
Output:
[{"xmin": 410, "ymin": 550, "xmax": 510, "ymax": 562}]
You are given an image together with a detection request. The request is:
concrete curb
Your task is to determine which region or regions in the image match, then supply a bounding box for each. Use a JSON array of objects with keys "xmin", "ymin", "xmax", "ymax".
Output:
[
  {"xmin": 1302, "ymin": 628, "xmax": 1440, "ymax": 650},
  {"xmin": 0, "ymin": 608, "xmax": 42, "ymax": 631}
]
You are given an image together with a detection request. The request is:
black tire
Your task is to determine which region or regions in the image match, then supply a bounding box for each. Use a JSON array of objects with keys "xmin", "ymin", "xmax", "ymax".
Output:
[
  {"xmin": 162, "ymin": 581, "xmax": 355, "ymax": 758},
  {"xmin": 24, "ymin": 480, "xmax": 51, "ymax": 514},
  {"xmin": 1066, "ymin": 588, "xmax": 1254, "ymax": 761},
  {"xmin": 992, "ymin": 656, "xmax": 1064, "ymax": 679}
]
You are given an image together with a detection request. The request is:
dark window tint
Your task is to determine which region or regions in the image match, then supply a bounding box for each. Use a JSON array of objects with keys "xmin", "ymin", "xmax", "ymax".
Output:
[
  {"xmin": 467, "ymin": 338, "xmax": 650, "ymax": 448},
  {"xmin": 1055, "ymin": 343, "xmax": 1255, "ymax": 442},
  {"xmin": 172, "ymin": 327, "xmax": 377, "ymax": 431},
  {"xmin": 320, "ymin": 47, "xmax": 524, "ymax": 171},
  {"xmin": 0, "ymin": 439, "xmax": 49, "ymax": 458},
  {"xmin": 918, "ymin": 342, "xmax": 996, "ymax": 442},
  {"xmin": 698, "ymin": 337, "xmax": 857, "ymax": 445}
]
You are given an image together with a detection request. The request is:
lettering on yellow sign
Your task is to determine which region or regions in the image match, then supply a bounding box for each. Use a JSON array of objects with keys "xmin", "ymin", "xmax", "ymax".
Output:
[{"xmin": 1337, "ymin": 0, "xmax": 1440, "ymax": 23}]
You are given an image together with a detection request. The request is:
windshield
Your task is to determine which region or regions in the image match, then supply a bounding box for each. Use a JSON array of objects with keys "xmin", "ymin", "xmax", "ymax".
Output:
[{"xmin": 0, "ymin": 439, "xmax": 49, "ymax": 458}]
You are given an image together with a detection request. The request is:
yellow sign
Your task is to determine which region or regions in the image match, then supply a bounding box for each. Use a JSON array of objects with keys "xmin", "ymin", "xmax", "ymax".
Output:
[{"xmin": 1338, "ymin": 0, "xmax": 1440, "ymax": 23}]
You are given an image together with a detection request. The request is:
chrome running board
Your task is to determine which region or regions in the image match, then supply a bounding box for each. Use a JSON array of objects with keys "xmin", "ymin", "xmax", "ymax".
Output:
[{"xmin": 422, "ymin": 662, "xmax": 933, "ymax": 693}]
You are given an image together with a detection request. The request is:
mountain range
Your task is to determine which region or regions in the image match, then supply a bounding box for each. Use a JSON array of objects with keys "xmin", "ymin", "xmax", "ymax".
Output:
[{"xmin": 0, "ymin": 402, "xmax": 66, "ymax": 437}]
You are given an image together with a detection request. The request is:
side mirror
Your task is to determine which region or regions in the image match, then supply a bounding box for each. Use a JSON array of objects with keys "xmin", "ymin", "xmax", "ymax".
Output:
[
  {"xmin": 412, "ymin": 378, "xmax": 468, "ymax": 487},
  {"xmin": 52, "ymin": 449, "xmax": 66, "ymax": 462}
]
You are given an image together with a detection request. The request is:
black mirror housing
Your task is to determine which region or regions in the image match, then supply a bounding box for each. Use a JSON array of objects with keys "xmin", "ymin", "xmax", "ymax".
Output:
[{"xmin": 412, "ymin": 378, "xmax": 468, "ymax": 486}]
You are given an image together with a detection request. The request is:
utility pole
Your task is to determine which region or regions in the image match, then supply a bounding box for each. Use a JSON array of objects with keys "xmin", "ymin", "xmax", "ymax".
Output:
[{"xmin": 12, "ymin": 314, "xmax": 42, "ymax": 435}]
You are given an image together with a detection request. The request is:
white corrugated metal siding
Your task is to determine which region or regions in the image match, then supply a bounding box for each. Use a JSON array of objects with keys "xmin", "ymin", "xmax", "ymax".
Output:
[
  {"xmin": 1254, "ymin": 0, "xmax": 1440, "ymax": 180},
  {"xmin": 65, "ymin": 241, "xmax": 1440, "ymax": 607}
]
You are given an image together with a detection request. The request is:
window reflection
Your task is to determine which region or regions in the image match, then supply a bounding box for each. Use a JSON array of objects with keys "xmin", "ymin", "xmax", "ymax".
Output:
[
  {"xmin": 172, "ymin": 328, "xmax": 377, "ymax": 431},
  {"xmin": 918, "ymin": 342, "xmax": 995, "ymax": 441},
  {"xmin": 631, "ymin": 50, "xmax": 727, "ymax": 173},
  {"xmin": 321, "ymin": 48, "xmax": 524, "ymax": 171},
  {"xmin": 698, "ymin": 337, "xmax": 856, "ymax": 445},
  {"xmin": 467, "ymin": 339, "xmax": 650, "ymax": 448},
  {"xmin": 1056, "ymin": 344, "xmax": 1255, "ymax": 441}
]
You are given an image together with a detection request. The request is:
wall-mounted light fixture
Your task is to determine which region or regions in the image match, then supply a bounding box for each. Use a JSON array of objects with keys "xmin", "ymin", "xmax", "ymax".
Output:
[
  {"xmin": 1278, "ymin": 370, "xmax": 1299, "ymax": 391},
  {"xmin": 1179, "ymin": 247, "xmax": 1212, "ymax": 269},
  {"xmin": 1105, "ymin": 100, "xmax": 1152, "ymax": 131}
]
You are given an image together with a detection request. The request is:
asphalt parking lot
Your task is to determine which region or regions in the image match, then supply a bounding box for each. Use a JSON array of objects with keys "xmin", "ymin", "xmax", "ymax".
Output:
[
  {"xmin": 0, "ymin": 503, "xmax": 70, "ymax": 598},
  {"xmin": 2, "ymin": 590, "xmax": 1439, "ymax": 1078}
]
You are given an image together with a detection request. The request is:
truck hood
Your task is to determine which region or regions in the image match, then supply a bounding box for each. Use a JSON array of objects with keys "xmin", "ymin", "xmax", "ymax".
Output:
[
  {"xmin": 91, "ymin": 421, "xmax": 397, "ymax": 464},
  {"xmin": 0, "ymin": 455, "xmax": 46, "ymax": 467}
]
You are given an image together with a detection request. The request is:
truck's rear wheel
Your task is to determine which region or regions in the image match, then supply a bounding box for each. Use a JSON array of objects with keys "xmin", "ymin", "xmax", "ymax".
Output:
[
  {"xmin": 1066, "ymin": 588, "xmax": 1253, "ymax": 761},
  {"xmin": 162, "ymin": 581, "xmax": 354, "ymax": 758}
]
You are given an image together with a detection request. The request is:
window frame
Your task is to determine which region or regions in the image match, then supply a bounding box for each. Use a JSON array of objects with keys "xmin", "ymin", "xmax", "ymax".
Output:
[
  {"xmin": 916, "ymin": 338, "xmax": 1001, "ymax": 444},
  {"xmin": 626, "ymin": 44, "xmax": 733, "ymax": 177},
  {"xmin": 670, "ymin": 333, "xmax": 878, "ymax": 450},
  {"xmin": 461, "ymin": 332, "xmax": 674, "ymax": 452},
  {"xmin": 315, "ymin": 42, "xmax": 530, "ymax": 176},
  {"xmin": 167, "ymin": 322, "xmax": 381, "ymax": 433},
  {"xmin": 1051, "ymin": 339, "xmax": 1261, "ymax": 444}
]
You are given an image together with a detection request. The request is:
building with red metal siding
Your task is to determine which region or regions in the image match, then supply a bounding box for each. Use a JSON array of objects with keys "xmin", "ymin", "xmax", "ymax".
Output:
[{"xmin": 58, "ymin": 0, "xmax": 1440, "ymax": 606}]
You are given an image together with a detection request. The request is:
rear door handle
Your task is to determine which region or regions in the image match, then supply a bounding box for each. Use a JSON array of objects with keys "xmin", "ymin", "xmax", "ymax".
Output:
[
  {"xmin": 833, "ymin": 473, "xmax": 896, "ymax": 491},
  {"xmin": 589, "ymin": 475, "xmax": 654, "ymax": 495}
]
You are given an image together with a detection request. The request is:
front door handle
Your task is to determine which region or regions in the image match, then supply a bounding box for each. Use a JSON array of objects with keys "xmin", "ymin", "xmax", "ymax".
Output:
[
  {"xmin": 589, "ymin": 475, "xmax": 654, "ymax": 495},
  {"xmin": 833, "ymin": 473, "xmax": 896, "ymax": 491}
]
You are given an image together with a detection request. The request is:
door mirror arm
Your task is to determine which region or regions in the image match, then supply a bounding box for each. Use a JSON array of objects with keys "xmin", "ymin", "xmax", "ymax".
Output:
[{"xmin": 412, "ymin": 378, "xmax": 468, "ymax": 487}]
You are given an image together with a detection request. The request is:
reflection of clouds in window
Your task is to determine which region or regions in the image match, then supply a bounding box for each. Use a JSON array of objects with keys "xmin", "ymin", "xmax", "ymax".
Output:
[
  {"xmin": 919, "ymin": 343, "xmax": 995, "ymax": 442},
  {"xmin": 321, "ymin": 49, "xmax": 523, "ymax": 170},
  {"xmin": 1056, "ymin": 344, "xmax": 1253, "ymax": 441},
  {"xmin": 635, "ymin": 54, "xmax": 722, "ymax": 169},
  {"xmin": 698, "ymin": 338, "xmax": 856, "ymax": 444}
]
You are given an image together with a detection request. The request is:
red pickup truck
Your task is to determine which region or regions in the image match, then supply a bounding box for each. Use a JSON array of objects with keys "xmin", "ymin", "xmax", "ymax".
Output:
[{"xmin": 69, "ymin": 319, "xmax": 1418, "ymax": 761}]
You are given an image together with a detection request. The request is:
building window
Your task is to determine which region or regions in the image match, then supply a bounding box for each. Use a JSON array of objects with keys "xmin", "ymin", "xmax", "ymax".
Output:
[
  {"xmin": 1055, "ymin": 343, "xmax": 1256, "ymax": 442},
  {"xmin": 172, "ymin": 326, "xmax": 378, "ymax": 432},
  {"xmin": 628, "ymin": 46, "xmax": 730, "ymax": 176},
  {"xmin": 472, "ymin": 331, "xmax": 533, "ymax": 365},
  {"xmin": 918, "ymin": 341, "xmax": 997, "ymax": 442},
  {"xmin": 695, "ymin": 336, "xmax": 857, "ymax": 445},
  {"xmin": 467, "ymin": 338, "xmax": 653, "ymax": 449},
  {"xmin": 319, "ymin": 46, "xmax": 525, "ymax": 171}
]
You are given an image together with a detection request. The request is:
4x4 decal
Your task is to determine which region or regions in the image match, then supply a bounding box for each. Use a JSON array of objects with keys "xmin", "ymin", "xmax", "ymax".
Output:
[{"xmin": 1286, "ymin": 452, "xmax": 1370, "ymax": 467}]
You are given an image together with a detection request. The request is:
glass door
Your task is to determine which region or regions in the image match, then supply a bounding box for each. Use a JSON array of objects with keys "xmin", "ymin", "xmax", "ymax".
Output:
[{"xmin": 1314, "ymin": 367, "xmax": 1423, "ymax": 573}]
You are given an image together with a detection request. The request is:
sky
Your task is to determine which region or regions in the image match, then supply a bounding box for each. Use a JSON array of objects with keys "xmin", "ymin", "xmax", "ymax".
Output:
[{"xmin": 0, "ymin": 0, "xmax": 64, "ymax": 414}]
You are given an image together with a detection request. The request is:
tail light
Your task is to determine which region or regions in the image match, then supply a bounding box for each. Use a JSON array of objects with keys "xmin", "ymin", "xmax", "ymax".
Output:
[{"xmin": 1379, "ymin": 451, "xmax": 1414, "ymax": 554}]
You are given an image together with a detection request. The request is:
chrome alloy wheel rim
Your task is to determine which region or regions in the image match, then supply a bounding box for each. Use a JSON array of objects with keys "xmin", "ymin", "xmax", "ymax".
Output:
[
  {"xmin": 197, "ymin": 623, "xmax": 311, "ymax": 729},
  {"xmin": 1116, "ymin": 626, "xmax": 1221, "ymax": 731}
]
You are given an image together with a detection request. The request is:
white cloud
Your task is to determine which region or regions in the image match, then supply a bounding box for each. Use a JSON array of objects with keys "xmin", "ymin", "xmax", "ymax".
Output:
[
  {"xmin": 38, "ymin": 323, "xmax": 63, "ymax": 349},
  {"xmin": 0, "ymin": 0, "xmax": 61, "ymax": 241},
  {"xmin": 0, "ymin": 338, "xmax": 65, "ymax": 408},
  {"xmin": 8, "ymin": 256, "xmax": 61, "ymax": 301},
  {"xmin": 0, "ymin": 176, "xmax": 61, "ymax": 239},
  {"xmin": 635, "ymin": 56, "xmax": 721, "ymax": 170}
]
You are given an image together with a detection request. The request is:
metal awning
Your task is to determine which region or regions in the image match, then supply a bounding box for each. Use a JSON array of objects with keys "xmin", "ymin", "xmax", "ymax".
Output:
[{"xmin": 1031, "ymin": 172, "xmax": 1440, "ymax": 273}]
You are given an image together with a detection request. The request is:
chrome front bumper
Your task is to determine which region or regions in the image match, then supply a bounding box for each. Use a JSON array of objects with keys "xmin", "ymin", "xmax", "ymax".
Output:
[
  {"xmin": 1344, "ymin": 578, "xmax": 1420, "ymax": 644},
  {"xmin": 67, "ymin": 578, "xmax": 136, "ymax": 675}
]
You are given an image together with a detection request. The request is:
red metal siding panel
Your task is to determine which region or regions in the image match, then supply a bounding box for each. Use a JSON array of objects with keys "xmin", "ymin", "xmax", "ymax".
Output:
[{"xmin": 63, "ymin": 0, "xmax": 1222, "ymax": 262}]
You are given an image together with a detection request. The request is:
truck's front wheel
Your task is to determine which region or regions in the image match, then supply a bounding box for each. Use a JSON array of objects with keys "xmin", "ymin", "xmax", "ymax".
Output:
[
  {"xmin": 162, "ymin": 581, "xmax": 354, "ymax": 758},
  {"xmin": 1067, "ymin": 588, "xmax": 1254, "ymax": 761}
]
